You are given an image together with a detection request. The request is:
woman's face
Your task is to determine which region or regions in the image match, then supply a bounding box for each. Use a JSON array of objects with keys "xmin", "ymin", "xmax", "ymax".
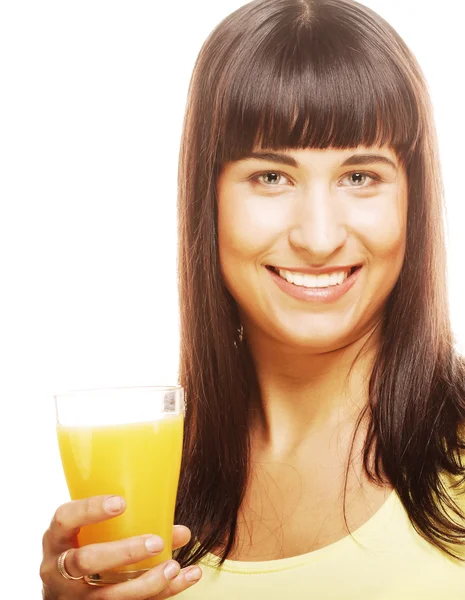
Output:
[{"xmin": 217, "ymin": 145, "xmax": 408, "ymax": 351}]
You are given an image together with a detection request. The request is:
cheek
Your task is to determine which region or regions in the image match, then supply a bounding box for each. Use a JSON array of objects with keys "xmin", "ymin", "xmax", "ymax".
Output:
[
  {"xmin": 353, "ymin": 194, "xmax": 407, "ymax": 264},
  {"xmin": 218, "ymin": 193, "xmax": 287, "ymax": 259}
]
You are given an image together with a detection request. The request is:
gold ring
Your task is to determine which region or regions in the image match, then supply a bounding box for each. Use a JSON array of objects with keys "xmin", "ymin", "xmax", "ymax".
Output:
[{"xmin": 57, "ymin": 549, "xmax": 84, "ymax": 581}]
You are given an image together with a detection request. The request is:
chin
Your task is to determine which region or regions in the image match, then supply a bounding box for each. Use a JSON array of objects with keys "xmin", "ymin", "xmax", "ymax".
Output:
[
  {"xmin": 266, "ymin": 308, "xmax": 370, "ymax": 352},
  {"xmin": 270, "ymin": 326, "xmax": 350, "ymax": 353}
]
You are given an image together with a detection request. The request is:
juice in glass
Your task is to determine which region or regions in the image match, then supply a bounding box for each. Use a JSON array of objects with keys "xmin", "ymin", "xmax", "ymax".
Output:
[
  {"xmin": 57, "ymin": 415, "xmax": 183, "ymax": 571},
  {"xmin": 55, "ymin": 385, "xmax": 184, "ymax": 585}
]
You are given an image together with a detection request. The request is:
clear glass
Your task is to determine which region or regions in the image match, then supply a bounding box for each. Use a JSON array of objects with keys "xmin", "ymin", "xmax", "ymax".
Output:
[{"xmin": 55, "ymin": 385, "xmax": 184, "ymax": 586}]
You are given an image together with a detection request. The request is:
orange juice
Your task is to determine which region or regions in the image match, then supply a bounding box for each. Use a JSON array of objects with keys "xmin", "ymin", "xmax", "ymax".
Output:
[{"xmin": 57, "ymin": 414, "xmax": 183, "ymax": 571}]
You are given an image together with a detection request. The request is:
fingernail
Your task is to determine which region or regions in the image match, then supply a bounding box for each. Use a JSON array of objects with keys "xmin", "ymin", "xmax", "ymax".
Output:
[
  {"xmin": 185, "ymin": 567, "xmax": 202, "ymax": 582},
  {"xmin": 145, "ymin": 535, "xmax": 164, "ymax": 553},
  {"xmin": 104, "ymin": 496, "xmax": 123, "ymax": 513},
  {"xmin": 164, "ymin": 561, "xmax": 180, "ymax": 580}
]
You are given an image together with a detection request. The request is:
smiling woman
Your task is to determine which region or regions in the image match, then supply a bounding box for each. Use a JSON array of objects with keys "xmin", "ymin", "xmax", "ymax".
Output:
[
  {"xmin": 39, "ymin": 0, "xmax": 465, "ymax": 598},
  {"xmin": 173, "ymin": 0, "xmax": 465, "ymax": 596}
]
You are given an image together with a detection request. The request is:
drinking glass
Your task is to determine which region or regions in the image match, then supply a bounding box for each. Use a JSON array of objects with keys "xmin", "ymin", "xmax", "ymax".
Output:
[{"xmin": 55, "ymin": 385, "xmax": 184, "ymax": 585}]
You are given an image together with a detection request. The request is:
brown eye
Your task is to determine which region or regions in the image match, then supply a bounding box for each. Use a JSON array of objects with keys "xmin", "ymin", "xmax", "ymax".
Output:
[
  {"xmin": 253, "ymin": 171, "xmax": 291, "ymax": 186},
  {"xmin": 342, "ymin": 171, "xmax": 381, "ymax": 188},
  {"xmin": 351, "ymin": 173, "xmax": 366, "ymax": 186}
]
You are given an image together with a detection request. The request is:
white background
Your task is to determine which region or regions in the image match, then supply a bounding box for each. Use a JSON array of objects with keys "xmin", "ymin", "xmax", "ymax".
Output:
[{"xmin": 0, "ymin": 1, "xmax": 463, "ymax": 596}]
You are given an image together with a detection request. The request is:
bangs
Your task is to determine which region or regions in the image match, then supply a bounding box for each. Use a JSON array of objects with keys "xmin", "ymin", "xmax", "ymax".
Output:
[{"xmin": 213, "ymin": 8, "xmax": 422, "ymax": 166}]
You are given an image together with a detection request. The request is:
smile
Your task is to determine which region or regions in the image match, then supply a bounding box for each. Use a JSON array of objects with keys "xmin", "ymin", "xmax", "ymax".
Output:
[
  {"xmin": 270, "ymin": 266, "xmax": 358, "ymax": 289},
  {"xmin": 266, "ymin": 265, "xmax": 363, "ymax": 303}
]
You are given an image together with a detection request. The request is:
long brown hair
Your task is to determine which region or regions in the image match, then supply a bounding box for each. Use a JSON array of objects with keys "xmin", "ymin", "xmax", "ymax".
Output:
[{"xmin": 174, "ymin": 0, "xmax": 465, "ymax": 566}]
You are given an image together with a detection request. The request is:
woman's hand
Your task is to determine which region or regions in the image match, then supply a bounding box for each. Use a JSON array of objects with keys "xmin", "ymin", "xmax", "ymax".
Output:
[{"xmin": 40, "ymin": 495, "xmax": 202, "ymax": 599}]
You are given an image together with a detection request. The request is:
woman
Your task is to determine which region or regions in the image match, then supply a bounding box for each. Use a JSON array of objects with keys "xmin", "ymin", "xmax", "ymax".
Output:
[{"xmin": 40, "ymin": 0, "xmax": 465, "ymax": 598}]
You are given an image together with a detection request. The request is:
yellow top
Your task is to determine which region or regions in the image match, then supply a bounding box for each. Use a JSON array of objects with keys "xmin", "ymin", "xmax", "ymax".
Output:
[{"xmin": 179, "ymin": 490, "xmax": 465, "ymax": 599}]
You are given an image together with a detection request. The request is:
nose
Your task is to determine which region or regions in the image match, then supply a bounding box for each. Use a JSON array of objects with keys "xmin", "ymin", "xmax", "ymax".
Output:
[{"xmin": 288, "ymin": 182, "xmax": 347, "ymax": 262}]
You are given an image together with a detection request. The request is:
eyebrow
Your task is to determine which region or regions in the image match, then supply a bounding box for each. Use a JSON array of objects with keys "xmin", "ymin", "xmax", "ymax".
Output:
[{"xmin": 236, "ymin": 151, "xmax": 398, "ymax": 171}]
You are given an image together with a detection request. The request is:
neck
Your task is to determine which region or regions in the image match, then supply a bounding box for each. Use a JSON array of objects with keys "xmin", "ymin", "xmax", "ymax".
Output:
[{"xmin": 244, "ymin": 324, "xmax": 381, "ymax": 458}]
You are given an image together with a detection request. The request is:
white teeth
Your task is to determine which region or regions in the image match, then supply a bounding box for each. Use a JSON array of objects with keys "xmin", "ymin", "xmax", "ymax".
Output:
[{"xmin": 277, "ymin": 268, "xmax": 351, "ymax": 288}]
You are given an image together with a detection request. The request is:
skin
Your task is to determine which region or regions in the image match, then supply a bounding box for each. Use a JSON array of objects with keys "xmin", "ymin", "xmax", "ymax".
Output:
[
  {"xmin": 40, "ymin": 495, "xmax": 202, "ymax": 599},
  {"xmin": 217, "ymin": 145, "xmax": 408, "ymax": 559}
]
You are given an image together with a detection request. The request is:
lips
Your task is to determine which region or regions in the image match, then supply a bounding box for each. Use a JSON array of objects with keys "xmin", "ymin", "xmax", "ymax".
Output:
[{"xmin": 266, "ymin": 264, "xmax": 363, "ymax": 303}]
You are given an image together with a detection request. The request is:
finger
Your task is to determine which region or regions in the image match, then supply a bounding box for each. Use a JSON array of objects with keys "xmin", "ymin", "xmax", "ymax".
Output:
[
  {"xmin": 154, "ymin": 565, "xmax": 203, "ymax": 600},
  {"xmin": 99, "ymin": 560, "xmax": 182, "ymax": 600},
  {"xmin": 63, "ymin": 533, "xmax": 164, "ymax": 578},
  {"xmin": 171, "ymin": 525, "xmax": 191, "ymax": 551},
  {"xmin": 48, "ymin": 496, "xmax": 125, "ymax": 547}
]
